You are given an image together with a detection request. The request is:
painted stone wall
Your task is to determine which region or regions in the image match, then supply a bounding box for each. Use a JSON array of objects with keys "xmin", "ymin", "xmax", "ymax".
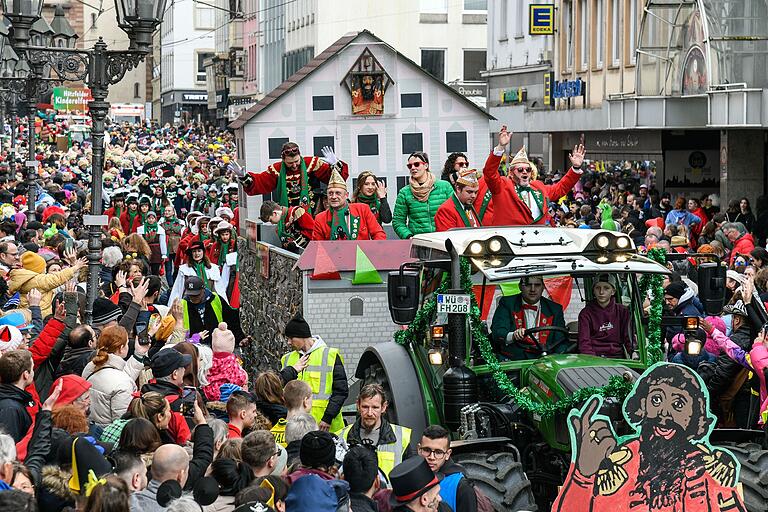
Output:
[{"xmin": 238, "ymin": 237, "xmax": 303, "ymax": 377}]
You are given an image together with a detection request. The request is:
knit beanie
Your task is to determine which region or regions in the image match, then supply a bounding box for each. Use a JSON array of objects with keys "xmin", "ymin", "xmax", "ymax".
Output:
[
  {"xmin": 21, "ymin": 251, "xmax": 46, "ymax": 274},
  {"xmin": 92, "ymin": 298, "xmax": 122, "ymax": 327},
  {"xmin": 300, "ymin": 431, "xmax": 337, "ymax": 469},
  {"xmin": 284, "ymin": 312, "xmax": 311, "ymax": 339},
  {"xmin": 212, "ymin": 322, "xmax": 236, "ymax": 353},
  {"xmin": 664, "ymin": 281, "xmax": 687, "ymax": 300}
]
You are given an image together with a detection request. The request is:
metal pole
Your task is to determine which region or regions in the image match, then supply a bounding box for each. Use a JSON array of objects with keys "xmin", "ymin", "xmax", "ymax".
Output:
[
  {"xmin": 26, "ymin": 95, "xmax": 36, "ymax": 221},
  {"xmin": 84, "ymin": 40, "xmax": 109, "ymax": 324}
]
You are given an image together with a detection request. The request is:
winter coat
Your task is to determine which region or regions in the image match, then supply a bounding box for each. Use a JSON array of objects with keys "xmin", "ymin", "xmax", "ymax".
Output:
[
  {"xmin": 0, "ymin": 383, "xmax": 34, "ymax": 442},
  {"xmin": 665, "ymin": 209, "xmax": 701, "ymax": 228},
  {"xmin": 202, "ymin": 495, "xmax": 236, "ymax": 512},
  {"xmin": 706, "ymin": 324, "xmax": 754, "ymax": 425},
  {"xmin": 202, "ymin": 352, "xmax": 248, "ymax": 401},
  {"xmin": 140, "ymin": 378, "xmax": 192, "ymax": 445},
  {"xmin": 7, "ymin": 266, "xmax": 78, "ymax": 317},
  {"xmin": 392, "ymin": 179, "xmax": 453, "ymax": 239},
  {"xmin": 730, "ymin": 233, "xmax": 756, "ymax": 265},
  {"xmin": 82, "ymin": 353, "xmax": 144, "ymax": 426},
  {"xmin": 56, "ymin": 346, "xmax": 95, "ymax": 379}
]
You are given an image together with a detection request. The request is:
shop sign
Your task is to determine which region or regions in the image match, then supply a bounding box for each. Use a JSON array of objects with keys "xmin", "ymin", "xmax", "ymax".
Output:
[
  {"xmin": 53, "ymin": 87, "xmax": 93, "ymax": 112},
  {"xmin": 544, "ymin": 72, "xmax": 554, "ymax": 107},
  {"xmin": 552, "ymin": 78, "xmax": 585, "ymax": 99},
  {"xmin": 500, "ymin": 87, "xmax": 526, "ymax": 105},
  {"xmin": 450, "ymin": 83, "xmax": 487, "ymax": 97},
  {"xmin": 182, "ymin": 93, "xmax": 208, "ymax": 103},
  {"xmin": 529, "ymin": 4, "xmax": 555, "ymax": 35}
]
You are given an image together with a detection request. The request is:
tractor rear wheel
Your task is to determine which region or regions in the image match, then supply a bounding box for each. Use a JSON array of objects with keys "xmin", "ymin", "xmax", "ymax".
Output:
[
  {"xmin": 452, "ymin": 450, "xmax": 538, "ymax": 512},
  {"xmin": 717, "ymin": 442, "xmax": 768, "ymax": 512}
]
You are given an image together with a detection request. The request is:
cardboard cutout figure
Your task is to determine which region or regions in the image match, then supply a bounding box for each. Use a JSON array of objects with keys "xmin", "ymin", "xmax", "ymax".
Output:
[{"xmin": 553, "ymin": 362, "xmax": 745, "ymax": 512}]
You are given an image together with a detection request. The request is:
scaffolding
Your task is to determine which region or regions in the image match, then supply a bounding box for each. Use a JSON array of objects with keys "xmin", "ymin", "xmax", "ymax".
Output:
[{"xmin": 636, "ymin": 0, "xmax": 768, "ymax": 96}]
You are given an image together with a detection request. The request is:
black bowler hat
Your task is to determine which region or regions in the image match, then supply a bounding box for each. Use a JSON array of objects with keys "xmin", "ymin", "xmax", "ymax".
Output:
[{"xmin": 389, "ymin": 457, "xmax": 440, "ymax": 505}]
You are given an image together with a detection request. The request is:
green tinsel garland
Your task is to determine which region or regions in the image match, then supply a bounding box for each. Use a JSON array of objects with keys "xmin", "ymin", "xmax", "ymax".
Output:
[
  {"xmin": 393, "ymin": 258, "xmax": 664, "ymax": 418},
  {"xmin": 637, "ymin": 248, "xmax": 667, "ymax": 365}
]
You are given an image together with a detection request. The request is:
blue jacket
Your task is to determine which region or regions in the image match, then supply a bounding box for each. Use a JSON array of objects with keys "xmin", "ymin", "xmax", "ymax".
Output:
[{"xmin": 665, "ymin": 209, "xmax": 701, "ymax": 227}]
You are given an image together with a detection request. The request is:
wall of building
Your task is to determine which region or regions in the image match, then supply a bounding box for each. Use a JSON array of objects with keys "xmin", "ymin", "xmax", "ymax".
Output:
[
  {"xmin": 238, "ymin": 234, "xmax": 303, "ymax": 375},
  {"xmin": 239, "ymin": 33, "xmax": 491, "ymax": 220},
  {"xmin": 304, "ymin": 285, "xmax": 396, "ymax": 379},
  {"xmin": 160, "ymin": 0, "xmax": 215, "ymax": 94},
  {"xmin": 258, "ymin": 0, "xmax": 286, "ymax": 94}
]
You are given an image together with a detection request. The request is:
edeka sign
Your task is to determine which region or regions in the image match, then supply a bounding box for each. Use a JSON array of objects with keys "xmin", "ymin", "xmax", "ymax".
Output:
[
  {"xmin": 52, "ymin": 87, "xmax": 93, "ymax": 112},
  {"xmin": 529, "ymin": 4, "xmax": 555, "ymax": 35}
]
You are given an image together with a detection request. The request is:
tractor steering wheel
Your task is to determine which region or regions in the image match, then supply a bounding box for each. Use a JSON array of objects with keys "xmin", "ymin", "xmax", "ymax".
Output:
[{"xmin": 516, "ymin": 326, "xmax": 571, "ymax": 356}]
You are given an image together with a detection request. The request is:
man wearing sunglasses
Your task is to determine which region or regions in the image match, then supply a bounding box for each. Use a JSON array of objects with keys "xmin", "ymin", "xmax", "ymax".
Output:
[
  {"xmin": 228, "ymin": 142, "xmax": 349, "ymax": 214},
  {"xmin": 483, "ymin": 126, "xmax": 586, "ymax": 226}
]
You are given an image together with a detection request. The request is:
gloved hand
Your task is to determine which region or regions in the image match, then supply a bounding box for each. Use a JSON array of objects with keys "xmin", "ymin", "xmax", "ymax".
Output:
[
  {"xmin": 321, "ymin": 146, "xmax": 339, "ymax": 166},
  {"xmin": 228, "ymin": 161, "xmax": 246, "ymax": 178}
]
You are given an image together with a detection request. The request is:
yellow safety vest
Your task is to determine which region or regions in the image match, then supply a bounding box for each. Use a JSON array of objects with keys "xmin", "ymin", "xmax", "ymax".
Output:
[
  {"xmin": 338, "ymin": 423, "xmax": 412, "ymax": 478},
  {"xmin": 271, "ymin": 418, "xmax": 287, "ymax": 447},
  {"xmin": 181, "ymin": 295, "xmax": 223, "ymax": 330},
  {"xmin": 281, "ymin": 346, "xmax": 345, "ymax": 433}
]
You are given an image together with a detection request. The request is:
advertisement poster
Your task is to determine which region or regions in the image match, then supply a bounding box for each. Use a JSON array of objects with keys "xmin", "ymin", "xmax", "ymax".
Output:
[{"xmin": 52, "ymin": 87, "xmax": 93, "ymax": 112}]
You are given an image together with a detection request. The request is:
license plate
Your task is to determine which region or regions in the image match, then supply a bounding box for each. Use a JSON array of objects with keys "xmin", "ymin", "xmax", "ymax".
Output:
[{"xmin": 436, "ymin": 294, "xmax": 470, "ymax": 314}]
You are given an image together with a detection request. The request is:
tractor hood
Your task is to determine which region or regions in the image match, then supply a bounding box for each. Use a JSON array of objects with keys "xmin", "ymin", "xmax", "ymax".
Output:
[
  {"xmin": 524, "ymin": 354, "xmax": 640, "ymax": 400},
  {"xmin": 471, "ymin": 253, "xmax": 670, "ymax": 282}
]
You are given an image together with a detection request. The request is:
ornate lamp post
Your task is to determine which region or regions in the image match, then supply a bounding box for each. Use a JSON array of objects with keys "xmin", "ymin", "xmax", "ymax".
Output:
[{"xmin": 1, "ymin": 0, "xmax": 167, "ymax": 321}]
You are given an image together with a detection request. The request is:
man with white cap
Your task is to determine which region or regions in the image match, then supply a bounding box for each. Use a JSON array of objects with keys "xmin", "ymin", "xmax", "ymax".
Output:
[
  {"xmin": 484, "ymin": 126, "xmax": 586, "ymax": 226},
  {"xmin": 435, "ymin": 167, "xmax": 483, "ymax": 231},
  {"xmin": 312, "ymin": 169, "xmax": 386, "ymax": 241}
]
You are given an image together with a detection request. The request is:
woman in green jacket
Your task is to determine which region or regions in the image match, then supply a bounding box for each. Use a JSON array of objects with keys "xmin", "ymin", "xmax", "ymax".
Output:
[{"xmin": 392, "ymin": 151, "xmax": 453, "ymax": 239}]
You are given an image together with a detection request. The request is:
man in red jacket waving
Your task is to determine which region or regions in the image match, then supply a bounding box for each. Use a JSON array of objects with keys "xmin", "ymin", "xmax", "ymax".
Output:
[{"xmin": 484, "ymin": 127, "xmax": 586, "ymax": 226}]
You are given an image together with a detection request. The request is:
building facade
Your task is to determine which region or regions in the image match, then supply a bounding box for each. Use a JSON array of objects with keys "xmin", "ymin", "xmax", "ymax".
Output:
[
  {"xmin": 158, "ymin": 0, "xmax": 216, "ymax": 125},
  {"xmin": 80, "ymin": 0, "xmax": 147, "ymax": 115},
  {"xmin": 488, "ymin": 0, "xmax": 768, "ymax": 205},
  {"xmin": 231, "ymin": 30, "xmax": 493, "ymax": 223},
  {"xmin": 236, "ymin": 0, "xmax": 488, "ymax": 114}
]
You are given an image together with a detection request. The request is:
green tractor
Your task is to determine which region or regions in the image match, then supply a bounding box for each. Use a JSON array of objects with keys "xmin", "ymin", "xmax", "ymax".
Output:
[{"xmin": 352, "ymin": 227, "xmax": 768, "ymax": 511}]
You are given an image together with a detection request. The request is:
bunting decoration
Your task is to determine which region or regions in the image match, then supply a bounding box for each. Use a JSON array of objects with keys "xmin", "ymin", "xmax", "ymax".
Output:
[{"xmin": 351, "ymin": 245, "xmax": 383, "ymax": 285}]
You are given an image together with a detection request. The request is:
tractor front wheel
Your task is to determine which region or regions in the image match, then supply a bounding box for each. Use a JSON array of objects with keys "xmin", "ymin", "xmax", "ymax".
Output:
[{"xmin": 452, "ymin": 450, "xmax": 538, "ymax": 512}]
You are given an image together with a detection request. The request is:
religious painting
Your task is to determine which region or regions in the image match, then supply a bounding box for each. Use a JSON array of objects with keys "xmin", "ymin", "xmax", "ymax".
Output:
[
  {"xmin": 341, "ymin": 48, "xmax": 394, "ymax": 116},
  {"xmin": 682, "ymin": 46, "xmax": 707, "ymax": 95}
]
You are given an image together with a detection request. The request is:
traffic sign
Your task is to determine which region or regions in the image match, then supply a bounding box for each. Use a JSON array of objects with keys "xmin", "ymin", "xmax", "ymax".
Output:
[{"xmin": 529, "ymin": 4, "xmax": 555, "ymax": 35}]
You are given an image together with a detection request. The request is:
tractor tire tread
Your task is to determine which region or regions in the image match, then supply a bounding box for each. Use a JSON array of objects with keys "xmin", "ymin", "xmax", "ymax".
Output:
[{"xmin": 453, "ymin": 450, "xmax": 538, "ymax": 512}]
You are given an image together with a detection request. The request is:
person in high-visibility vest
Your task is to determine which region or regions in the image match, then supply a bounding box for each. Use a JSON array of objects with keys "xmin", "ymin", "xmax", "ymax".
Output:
[
  {"xmin": 336, "ymin": 383, "xmax": 415, "ymax": 478},
  {"xmin": 179, "ymin": 275, "xmax": 243, "ymax": 345},
  {"xmin": 279, "ymin": 312, "xmax": 348, "ymax": 432}
]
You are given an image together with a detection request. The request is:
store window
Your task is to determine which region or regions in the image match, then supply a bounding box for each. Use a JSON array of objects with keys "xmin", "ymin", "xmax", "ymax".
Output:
[
  {"xmin": 421, "ymin": 49, "xmax": 446, "ymax": 81},
  {"xmin": 463, "ymin": 50, "xmax": 487, "ymax": 81}
]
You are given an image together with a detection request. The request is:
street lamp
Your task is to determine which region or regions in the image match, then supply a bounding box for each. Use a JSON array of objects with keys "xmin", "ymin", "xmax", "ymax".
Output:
[{"xmin": 1, "ymin": 0, "xmax": 167, "ymax": 321}]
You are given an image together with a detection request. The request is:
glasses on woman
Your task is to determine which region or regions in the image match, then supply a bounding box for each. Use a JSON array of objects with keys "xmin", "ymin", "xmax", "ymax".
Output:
[
  {"xmin": 407, "ymin": 162, "xmax": 424, "ymax": 170},
  {"xmin": 456, "ymin": 161, "xmax": 469, "ymax": 168}
]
